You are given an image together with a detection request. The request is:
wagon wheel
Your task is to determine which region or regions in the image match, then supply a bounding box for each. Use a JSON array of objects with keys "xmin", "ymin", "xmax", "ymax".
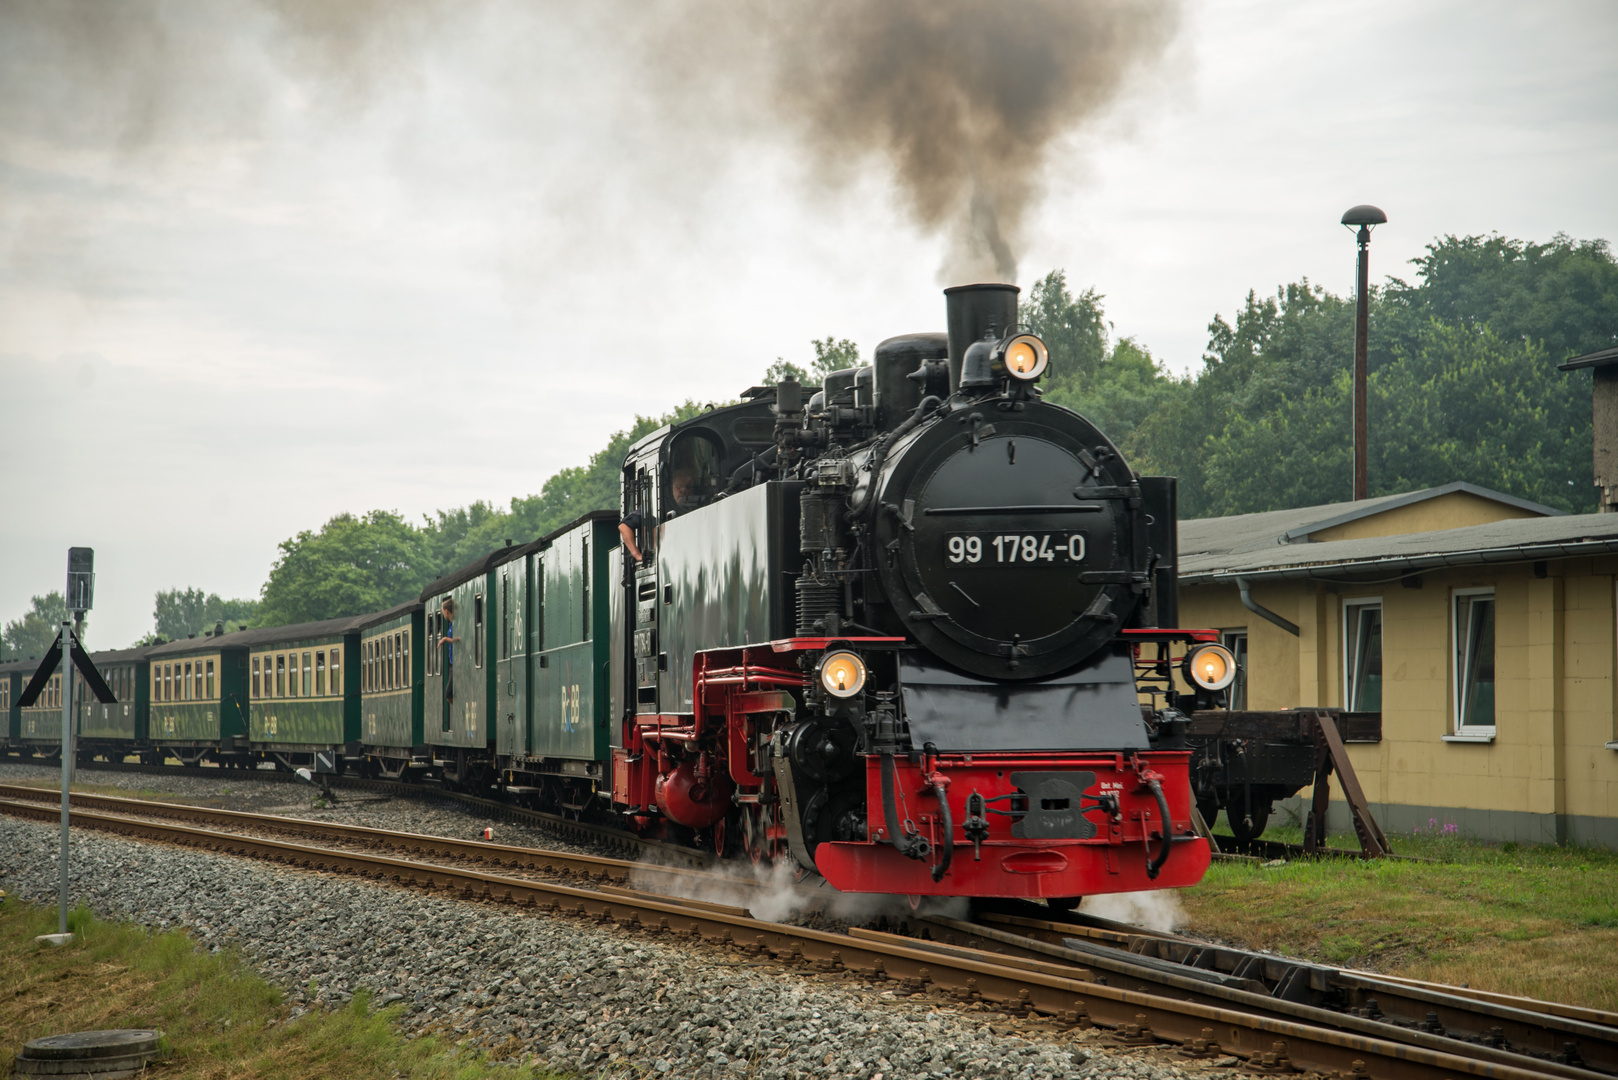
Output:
[
  {"xmin": 1227, "ymin": 798, "xmax": 1273, "ymax": 844},
  {"xmin": 741, "ymin": 803, "xmax": 784, "ymax": 866}
]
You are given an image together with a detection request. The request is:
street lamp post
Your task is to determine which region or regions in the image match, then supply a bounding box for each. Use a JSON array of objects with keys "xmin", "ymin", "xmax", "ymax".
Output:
[{"xmin": 1342, "ymin": 204, "xmax": 1387, "ymax": 502}]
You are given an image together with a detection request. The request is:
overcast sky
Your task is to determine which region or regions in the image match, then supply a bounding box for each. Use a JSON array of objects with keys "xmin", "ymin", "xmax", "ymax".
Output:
[{"xmin": 3, "ymin": 0, "xmax": 1615, "ymax": 650}]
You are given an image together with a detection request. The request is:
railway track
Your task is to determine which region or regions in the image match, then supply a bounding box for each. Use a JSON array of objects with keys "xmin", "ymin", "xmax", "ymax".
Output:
[
  {"xmin": 0, "ymin": 756, "xmax": 701, "ymax": 866},
  {"xmin": 898, "ymin": 908, "xmax": 1617, "ymax": 1079},
  {"xmin": 4, "ymin": 789, "xmax": 1610, "ymax": 1080}
]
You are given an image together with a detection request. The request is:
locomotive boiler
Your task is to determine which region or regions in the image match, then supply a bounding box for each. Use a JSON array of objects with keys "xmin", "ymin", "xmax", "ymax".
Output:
[{"xmin": 609, "ymin": 284, "xmax": 1227, "ymax": 901}]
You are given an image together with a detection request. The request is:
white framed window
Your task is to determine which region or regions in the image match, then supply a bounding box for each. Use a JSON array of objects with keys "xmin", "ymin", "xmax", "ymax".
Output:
[
  {"xmin": 1450, "ymin": 587, "xmax": 1496, "ymax": 739},
  {"xmin": 1343, "ymin": 598, "xmax": 1383, "ymax": 713},
  {"xmin": 1220, "ymin": 629, "xmax": 1248, "ymax": 710}
]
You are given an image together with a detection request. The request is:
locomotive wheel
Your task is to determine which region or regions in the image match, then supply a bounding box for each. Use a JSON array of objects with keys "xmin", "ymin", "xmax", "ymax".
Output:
[
  {"xmin": 741, "ymin": 804, "xmax": 784, "ymax": 865},
  {"xmin": 1228, "ymin": 799, "xmax": 1274, "ymax": 844},
  {"xmin": 1195, "ymin": 797, "xmax": 1220, "ymax": 832},
  {"xmin": 712, "ymin": 817, "xmax": 728, "ymax": 857}
]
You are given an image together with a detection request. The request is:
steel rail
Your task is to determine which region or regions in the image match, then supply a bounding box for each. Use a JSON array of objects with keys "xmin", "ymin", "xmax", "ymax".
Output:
[
  {"xmin": 0, "ymin": 784, "xmax": 724, "ymax": 892},
  {"xmin": 921, "ymin": 910, "xmax": 1614, "ymax": 1079},
  {"xmin": 0, "ymin": 758, "xmax": 709, "ymax": 867},
  {"xmin": 0, "ymin": 797, "xmax": 1573, "ymax": 1080}
]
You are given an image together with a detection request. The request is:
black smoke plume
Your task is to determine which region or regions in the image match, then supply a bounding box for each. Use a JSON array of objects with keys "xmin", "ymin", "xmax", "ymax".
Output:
[{"xmin": 645, "ymin": 0, "xmax": 1182, "ymax": 283}]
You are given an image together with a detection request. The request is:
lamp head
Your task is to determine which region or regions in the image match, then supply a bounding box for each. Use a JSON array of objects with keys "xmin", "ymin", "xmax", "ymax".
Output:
[
  {"xmin": 1342, "ymin": 204, "xmax": 1387, "ymax": 245},
  {"xmin": 1340, "ymin": 204, "xmax": 1387, "ymax": 227}
]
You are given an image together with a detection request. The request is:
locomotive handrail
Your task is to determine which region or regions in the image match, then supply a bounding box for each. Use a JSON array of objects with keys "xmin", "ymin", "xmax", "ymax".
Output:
[{"xmin": 922, "ymin": 504, "xmax": 1105, "ymax": 515}]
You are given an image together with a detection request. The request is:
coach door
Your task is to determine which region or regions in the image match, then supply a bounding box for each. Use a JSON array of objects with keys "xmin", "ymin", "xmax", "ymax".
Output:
[
  {"xmin": 497, "ymin": 560, "xmax": 529, "ymax": 759},
  {"xmin": 626, "ymin": 462, "xmax": 662, "ymax": 716}
]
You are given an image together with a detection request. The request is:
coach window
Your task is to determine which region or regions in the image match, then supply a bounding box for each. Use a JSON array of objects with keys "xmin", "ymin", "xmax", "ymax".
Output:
[
  {"xmin": 330, "ymin": 649, "xmax": 340, "ymax": 694},
  {"xmin": 1452, "ymin": 588, "xmax": 1496, "ymax": 738},
  {"xmin": 501, "ymin": 571, "xmax": 512, "ymax": 661},
  {"xmin": 1344, "ymin": 599, "xmax": 1383, "ymax": 713},
  {"xmin": 301, "ymin": 652, "xmax": 311, "ymax": 697},
  {"xmin": 315, "ymin": 651, "xmax": 326, "ymax": 696},
  {"xmin": 165, "ymin": 664, "xmax": 173, "ymax": 701},
  {"xmin": 401, "ymin": 632, "xmax": 410, "ymax": 686},
  {"xmin": 206, "ymin": 659, "xmax": 215, "ymax": 700},
  {"xmin": 474, "ymin": 593, "xmax": 485, "ymax": 668},
  {"xmin": 434, "ymin": 611, "xmax": 444, "ymax": 675},
  {"xmin": 275, "ymin": 655, "xmax": 286, "ymax": 698},
  {"xmin": 252, "ymin": 658, "xmax": 261, "ymax": 699},
  {"xmin": 582, "ymin": 536, "xmax": 591, "ymax": 639}
]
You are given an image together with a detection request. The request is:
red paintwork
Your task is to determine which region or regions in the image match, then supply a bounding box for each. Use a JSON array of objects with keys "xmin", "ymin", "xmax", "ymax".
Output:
[
  {"xmin": 612, "ymin": 637, "xmax": 1212, "ymax": 899},
  {"xmin": 814, "ymin": 749, "xmax": 1210, "ymax": 898}
]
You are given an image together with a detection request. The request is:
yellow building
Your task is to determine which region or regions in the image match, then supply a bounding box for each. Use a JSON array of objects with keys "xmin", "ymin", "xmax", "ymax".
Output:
[{"xmin": 1178, "ymin": 481, "xmax": 1618, "ymax": 847}]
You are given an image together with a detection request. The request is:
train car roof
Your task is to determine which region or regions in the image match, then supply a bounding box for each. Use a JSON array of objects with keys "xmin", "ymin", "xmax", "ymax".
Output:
[
  {"xmin": 417, "ymin": 510, "xmax": 620, "ymax": 601},
  {"xmin": 84, "ymin": 644, "xmax": 159, "ymax": 665},
  {"xmin": 220, "ymin": 615, "xmax": 367, "ymax": 648},
  {"xmin": 419, "ymin": 545, "xmax": 527, "ymax": 600},
  {"xmin": 0, "ymin": 642, "xmax": 152, "ymax": 675},
  {"xmin": 145, "ymin": 615, "xmax": 356, "ymax": 656},
  {"xmin": 346, "ymin": 599, "xmax": 422, "ymax": 633}
]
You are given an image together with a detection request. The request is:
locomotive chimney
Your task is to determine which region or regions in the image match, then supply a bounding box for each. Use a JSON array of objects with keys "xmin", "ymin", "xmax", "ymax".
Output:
[{"xmin": 944, "ymin": 283, "xmax": 1020, "ymax": 393}]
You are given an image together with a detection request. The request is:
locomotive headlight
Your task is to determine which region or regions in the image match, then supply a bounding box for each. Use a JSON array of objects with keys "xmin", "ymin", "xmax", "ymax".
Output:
[
  {"xmin": 1000, "ymin": 334, "xmax": 1049, "ymax": 381},
  {"xmin": 818, "ymin": 651, "xmax": 867, "ymax": 699},
  {"xmin": 1184, "ymin": 643, "xmax": 1237, "ymax": 692}
]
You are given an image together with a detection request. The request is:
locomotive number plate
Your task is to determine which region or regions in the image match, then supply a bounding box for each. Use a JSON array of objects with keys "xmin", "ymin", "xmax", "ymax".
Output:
[{"xmin": 945, "ymin": 532, "xmax": 1086, "ymax": 565}]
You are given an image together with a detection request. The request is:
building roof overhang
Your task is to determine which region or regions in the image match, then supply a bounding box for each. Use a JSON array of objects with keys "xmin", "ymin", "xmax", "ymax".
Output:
[{"xmin": 1181, "ymin": 512, "xmax": 1618, "ymax": 585}]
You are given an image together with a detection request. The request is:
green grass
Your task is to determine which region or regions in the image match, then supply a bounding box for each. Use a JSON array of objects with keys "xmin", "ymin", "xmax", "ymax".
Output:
[
  {"xmin": 0, "ymin": 895, "xmax": 571, "ymax": 1080},
  {"xmin": 1184, "ymin": 820, "xmax": 1618, "ymax": 1009}
]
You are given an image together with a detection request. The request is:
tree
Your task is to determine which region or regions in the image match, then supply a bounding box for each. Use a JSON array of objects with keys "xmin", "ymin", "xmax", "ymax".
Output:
[
  {"xmin": 257, "ymin": 511, "xmax": 430, "ymax": 626},
  {"xmin": 1124, "ymin": 232, "xmax": 1617, "ymax": 517},
  {"xmin": 1022, "ymin": 270, "xmax": 1187, "ymax": 450},
  {"xmin": 1370, "ymin": 320, "xmax": 1587, "ymax": 509},
  {"xmin": 2, "ymin": 592, "xmax": 77, "ymax": 660},
  {"xmin": 762, "ymin": 337, "xmax": 862, "ymax": 387},
  {"xmin": 417, "ymin": 401, "xmax": 710, "ymax": 579},
  {"xmin": 1022, "ymin": 270, "xmax": 1108, "ymax": 392},
  {"xmin": 1383, "ymin": 233, "xmax": 1618, "ymax": 363},
  {"xmin": 153, "ymin": 587, "xmax": 258, "ymax": 639}
]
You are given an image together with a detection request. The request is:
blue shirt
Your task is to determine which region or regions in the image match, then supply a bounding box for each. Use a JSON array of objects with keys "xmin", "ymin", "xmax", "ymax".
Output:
[{"xmin": 443, "ymin": 619, "xmax": 454, "ymax": 665}]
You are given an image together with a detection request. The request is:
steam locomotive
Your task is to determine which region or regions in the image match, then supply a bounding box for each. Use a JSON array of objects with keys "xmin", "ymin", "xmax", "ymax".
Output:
[
  {"xmin": 602, "ymin": 283, "xmax": 1221, "ymax": 900},
  {"xmin": 4, "ymin": 284, "xmax": 1231, "ymax": 904}
]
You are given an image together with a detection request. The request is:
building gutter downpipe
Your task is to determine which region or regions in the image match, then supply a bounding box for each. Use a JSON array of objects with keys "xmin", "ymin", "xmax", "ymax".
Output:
[{"xmin": 1237, "ymin": 576, "xmax": 1300, "ymax": 636}]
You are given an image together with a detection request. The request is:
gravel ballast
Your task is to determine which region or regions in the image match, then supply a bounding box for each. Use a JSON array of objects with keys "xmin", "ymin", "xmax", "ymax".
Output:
[{"xmin": 0, "ymin": 815, "xmax": 1226, "ymax": 1079}]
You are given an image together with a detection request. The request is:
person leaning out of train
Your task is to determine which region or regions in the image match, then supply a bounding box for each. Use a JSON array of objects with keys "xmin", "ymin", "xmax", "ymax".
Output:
[
  {"xmin": 440, "ymin": 597, "xmax": 460, "ymax": 703},
  {"xmin": 617, "ymin": 462, "xmax": 703, "ymax": 563},
  {"xmin": 617, "ymin": 514, "xmax": 645, "ymax": 563}
]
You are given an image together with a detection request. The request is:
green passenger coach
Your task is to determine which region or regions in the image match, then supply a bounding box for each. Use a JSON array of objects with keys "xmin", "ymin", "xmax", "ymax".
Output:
[
  {"xmin": 0, "ymin": 660, "xmax": 22, "ymax": 749},
  {"xmin": 146, "ymin": 630, "xmax": 250, "ymax": 766},
  {"xmin": 519, "ymin": 513, "xmax": 616, "ymax": 781},
  {"xmin": 77, "ymin": 646, "xmax": 151, "ymax": 753},
  {"xmin": 423, "ymin": 546, "xmax": 520, "ymax": 786},
  {"xmin": 355, "ymin": 600, "xmax": 425, "ymax": 778},
  {"xmin": 240, "ymin": 616, "xmax": 360, "ymax": 774}
]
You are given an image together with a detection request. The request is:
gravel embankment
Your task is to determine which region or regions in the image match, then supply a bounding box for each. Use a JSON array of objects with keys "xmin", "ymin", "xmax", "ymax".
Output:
[{"xmin": 0, "ymin": 816, "xmax": 1231, "ymax": 1080}]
